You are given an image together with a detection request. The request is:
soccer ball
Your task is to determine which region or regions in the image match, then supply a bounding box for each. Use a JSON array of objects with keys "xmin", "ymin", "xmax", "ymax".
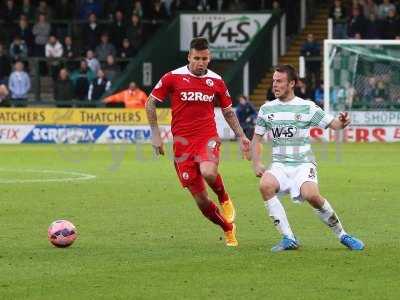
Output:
[{"xmin": 48, "ymin": 220, "xmax": 77, "ymax": 248}]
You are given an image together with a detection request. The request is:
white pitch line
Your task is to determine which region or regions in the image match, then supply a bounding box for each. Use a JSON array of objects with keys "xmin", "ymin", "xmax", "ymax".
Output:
[{"xmin": 0, "ymin": 168, "xmax": 96, "ymax": 184}]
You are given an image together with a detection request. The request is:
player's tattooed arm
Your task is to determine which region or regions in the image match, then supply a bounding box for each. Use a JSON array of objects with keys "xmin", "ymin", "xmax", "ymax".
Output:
[
  {"xmin": 145, "ymin": 95, "xmax": 165, "ymax": 155},
  {"xmin": 251, "ymin": 133, "xmax": 265, "ymax": 177},
  {"xmin": 222, "ymin": 106, "xmax": 245, "ymax": 137},
  {"xmin": 329, "ymin": 112, "xmax": 351, "ymax": 130},
  {"xmin": 222, "ymin": 106, "xmax": 251, "ymax": 159}
]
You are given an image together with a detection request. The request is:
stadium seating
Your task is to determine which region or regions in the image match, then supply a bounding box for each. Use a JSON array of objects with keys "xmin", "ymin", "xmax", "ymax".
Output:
[{"xmin": 0, "ymin": 0, "xmax": 294, "ymax": 107}]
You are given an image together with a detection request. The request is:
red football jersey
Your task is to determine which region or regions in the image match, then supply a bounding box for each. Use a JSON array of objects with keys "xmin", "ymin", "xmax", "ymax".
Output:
[{"xmin": 150, "ymin": 65, "xmax": 232, "ymax": 139}]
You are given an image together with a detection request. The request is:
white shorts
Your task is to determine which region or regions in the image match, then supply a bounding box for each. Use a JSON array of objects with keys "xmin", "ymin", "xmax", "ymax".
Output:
[{"xmin": 266, "ymin": 162, "xmax": 318, "ymax": 202}]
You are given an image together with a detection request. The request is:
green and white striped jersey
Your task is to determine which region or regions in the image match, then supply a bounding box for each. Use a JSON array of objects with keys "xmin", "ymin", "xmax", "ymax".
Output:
[{"xmin": 254, "ymin": 97, "xmax": 334, "ymax": 165}]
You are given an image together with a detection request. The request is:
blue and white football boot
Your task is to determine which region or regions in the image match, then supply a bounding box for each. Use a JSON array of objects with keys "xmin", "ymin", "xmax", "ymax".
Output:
[
  {"xmin": 340, "ymin": 234, "xmax": 365, "ymax": 250},
  {"xmin": 271, "ymin": 235, "xmax": 299, "ymax": 252}
]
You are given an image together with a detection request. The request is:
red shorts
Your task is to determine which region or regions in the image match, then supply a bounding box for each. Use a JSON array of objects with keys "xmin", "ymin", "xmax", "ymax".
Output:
[{"xmin": 173, "ymin": 135, "xmax": 221, "ymax": 189}]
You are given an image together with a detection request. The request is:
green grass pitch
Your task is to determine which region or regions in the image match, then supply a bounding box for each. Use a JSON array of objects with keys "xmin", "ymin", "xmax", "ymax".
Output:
[{"xmin": 0, "ymin": 142, "xmax": 399, "ymax": 299}]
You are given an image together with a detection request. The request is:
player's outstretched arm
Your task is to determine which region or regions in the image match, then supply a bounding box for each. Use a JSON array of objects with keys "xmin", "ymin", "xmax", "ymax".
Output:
[
  {"xmin": 222, "ymin": 106, "xmax": 250, "ymax": 159},
  {"xmin": 328, "ymin": 112, "xmax": 351, "ymax": 130},
  {"xmin": 145, "ymin": 95, "xmax": 164, "ymax": 155},
  {"xmin": 251, "ymin": 133, "xmax": 266, "ymax": 177}
]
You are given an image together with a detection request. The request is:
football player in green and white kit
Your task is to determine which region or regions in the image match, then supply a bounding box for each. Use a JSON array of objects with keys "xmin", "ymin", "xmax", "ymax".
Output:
[{"xmin": 252, "ymin": 64, "xmax": 364, "ymax": 252}]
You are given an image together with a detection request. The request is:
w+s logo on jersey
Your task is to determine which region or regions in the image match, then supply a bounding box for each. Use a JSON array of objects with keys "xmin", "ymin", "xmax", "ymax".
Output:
[{"xmin": 271, "ymin": 125, "xmax": 297, "ymax": 138}]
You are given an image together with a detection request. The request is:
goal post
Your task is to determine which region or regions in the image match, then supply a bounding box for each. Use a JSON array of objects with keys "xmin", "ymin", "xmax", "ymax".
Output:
[{"xmin": 324, "ymin": 39, "xmax": 400, "ymax": 113}]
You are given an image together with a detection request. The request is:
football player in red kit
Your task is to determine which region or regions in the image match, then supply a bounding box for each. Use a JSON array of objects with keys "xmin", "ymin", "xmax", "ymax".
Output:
[{"xmin": 145, "ymin": 37, "xmax": 250, "ymax": 246}]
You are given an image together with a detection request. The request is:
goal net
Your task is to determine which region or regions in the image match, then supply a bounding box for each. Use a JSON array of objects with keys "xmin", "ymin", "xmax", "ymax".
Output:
[{"xmin": 324, "ymin": 40, "xmax": 400, "ymax": 112}]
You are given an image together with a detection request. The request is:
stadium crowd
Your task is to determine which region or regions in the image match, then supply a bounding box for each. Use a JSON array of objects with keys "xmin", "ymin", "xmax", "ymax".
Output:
[
  {"xmin": 330, "ymin": 0, "xmax": 400, "ymax": 39},
  {"xmin": 2, "ymin": 0, "xmax": 395, "ymax": 110},
  {"xmin": 0, "ymin": 0, "xmax": 289, "ymax": 107},
  {"xmin": 272, "ymin": 0, "xmax": 400, "ymax": 110}
]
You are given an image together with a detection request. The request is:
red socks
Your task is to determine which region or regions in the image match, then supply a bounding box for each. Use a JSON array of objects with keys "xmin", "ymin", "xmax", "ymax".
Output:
[
  {"xmin": 209, "ymin": 174, "xmax": 229, "ymax": 204},
  {"xmin": 200, "ymin": 201, "xmax": 232, "ymax": 232}
]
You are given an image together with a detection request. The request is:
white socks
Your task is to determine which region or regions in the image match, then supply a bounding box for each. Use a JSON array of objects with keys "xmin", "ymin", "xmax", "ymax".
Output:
[
  {"xmin": 265, "ymin": 197, "xmax": 346, "ymax": 240},
  {"xmin": 314, "ymin": 199, "xmax": 346, "ymax": 239},
  {"xmin": 265, "ymin": 196, "xmax": 295, "ymax": 240}
]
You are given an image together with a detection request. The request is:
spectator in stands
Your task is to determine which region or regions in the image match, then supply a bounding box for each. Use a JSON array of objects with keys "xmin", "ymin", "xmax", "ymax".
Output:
[
  {"xmin": 32, "ymin": 13, "xmax": 51, "ymax": 57},
  {"xmin": 103, "ymin": 54, "xmax": 121, "ymax": 82},
  {"xmin": 163, "ymin": 0, "xmax": 173, "ymax": 15},
  {"xmin": 330, "ymin": 86, "xmax": 346, "ymax": 110},
  {"xmin": 348, "ymin": 6, "xmax": 367, "ymax": 38},
  {"xmin": 63, "ymin": 36, "xmax": 79, "ymax": 71},
  {"xmin": 104, "ymin": 1, "xmax": 121, "ymax": 20},
  {"xmin": 119, "ymin": 38, "xmax": 136, "ymax": 58},
  {"xmin": 235, "ymin": 95, "xmax": 257, "ymax": 140},
  {"xmin": 103, "ymin": 81, "xmax": 147, "ymax": 108},
  {"xmin": 365, "ymin": 13, "xmax": 381, "ymax": 39},
  {"xmin": 349, "ymin": 0, "xmax": 363, "ymax": 13},
  {"xmin": 0, "ymin": 43, "xmax": 12, "ymax": 81},
  {"xmin": 363, "ymin": 0, "xmax": 378, "ymax": 18},
  {"xmin": 372, "ymin": 80, "xmax": 388, "ymax": 108},
  {"xmin": 132, "ymin": 0, "xmax": 145, "ymax": 18},
  {"xmin": 88, "ymin": 69, "xmax": 111, "ymax": 105},
  {"xmin": 95, "ymin": 33, "xmax": 117, "ymax": 61},
  {"xmin": 126, "ymin": 14, "xmax": 144, "ymax": 54},
  {"xmin": 36, "ymin": 0, "xmax": 53, "ymax": 20},
  {"xmin": 45, "ymin": 35, "xmax": 63, "ymax": 58},
  {"xmin": 8, "ymin": 61, "xmax": 31, "ymax": 107},
  {"xmin": 301, "ymin": 33, "xmax": 320, "ymax": 57},
  {"xmin": 197, "ymin": 0, "xmax": 212, "ymax": 11},
  {"xmin": 345, "ymin": 82, "xmax": 358, "ymax": 109},
  {"xmin": 295, "ymin": 78, "xmax": 312, "ymax": 100},
  {"xmin": 362, "ymin": 76, "xmax": 377, "ymax": 103},
  {"xmin": 79, "ymin": 0, "xmax": 103, "ymax": 20},
  {"xmin": 70, "ymin": 60, "xmax": 95, "ymax": 101},
  {"xmin": 149, "ymin": 0, "xmax": 169, "ymax": 34},
  {"xmin": 9, "ymin": 36, "xmax": 28, "ymax": 62},
  {"xmin": 0, "ymin": 83, "xmax": 10, "ymax": 107},
  {"xmin": 271, "ymin": 0, "xmax": 282, "ymax": 14},
  {"xmin": 313, "ymin": 80, "xmax": 324, "ymax": 108},
  {"xmin": 54, "ymin": 68, "xmax": 74, "ymax": 107},
  {"xmin": 45, "ymin": 35, "xmax": 64, "ymax": 80},
  {"xmin": 83, "ymin": 13, "xmax": 102, "ymax": 51},
  {"xmin": 110, "ymin": 10, "xmax": 127, "ymax": 52},
  {"xmin": 330, "ymin": 0, "xmax": 347, "ymax": 38},
  {"xmin": 63, "ymin": 36, "xmax": 78, "ymax": 59},
  {"xmin": 21, "ymin": 0, "xmax": 36, "ymax": 20},
  {"xmin": 85, "ymin": 49, "xmax": 101, "ymax": 74},
  {"xmin": 378, "ymin": 0, "xmax": 396, "ymax": 20},
  {"xmin": 382, "ymin": 8, "xmax": 400, "ymax": 39},
  {"xmin": 300, "ymin": 33, "xmax": 321, "ymax": 86},
  {"xmin": 15, "ymin": 16, "xmax": 34, "ymax": 54}
]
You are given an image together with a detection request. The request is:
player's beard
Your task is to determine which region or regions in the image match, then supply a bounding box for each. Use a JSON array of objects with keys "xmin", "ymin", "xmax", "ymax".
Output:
[
  {"xmin": 191, "ymin": 67, "xmax": 206, "ymax": 76},
  {"xmin": 275, "ymin": 85, "xmax": 291, "ymax": 101}
]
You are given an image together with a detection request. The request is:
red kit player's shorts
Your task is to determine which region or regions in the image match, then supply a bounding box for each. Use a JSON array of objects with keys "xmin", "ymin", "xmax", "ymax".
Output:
[{"xmin": 173, "ymin": 135, "xmax": 221, "ymax": 190}]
